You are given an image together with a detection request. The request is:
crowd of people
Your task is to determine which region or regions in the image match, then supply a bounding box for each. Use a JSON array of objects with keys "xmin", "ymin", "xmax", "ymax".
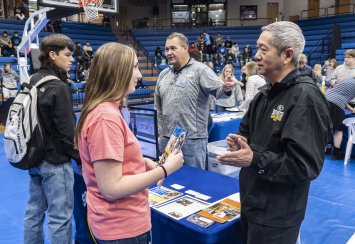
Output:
[
  {"xmin": 0, "ymin": 31, "xmax": 21, "ymax": 57},
  {"xmin": 154, "ymin": 32, "xmax": 254, "ymax": 74},
  {"xmin": 1, "ymin": 12, "xmax": 354, "ymax": 244}
]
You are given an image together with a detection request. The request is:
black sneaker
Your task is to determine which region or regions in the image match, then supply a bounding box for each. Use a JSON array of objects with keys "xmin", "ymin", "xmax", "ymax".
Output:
[{"xmin": 331, "ymin": 147, "xmax": 344, "ymax": 160}]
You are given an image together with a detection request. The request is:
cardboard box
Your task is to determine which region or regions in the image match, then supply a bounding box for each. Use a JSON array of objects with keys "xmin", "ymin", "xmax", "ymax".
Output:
[{"xmin": 207, "ymin": 140, "xmax": 240, "ymax": 178}]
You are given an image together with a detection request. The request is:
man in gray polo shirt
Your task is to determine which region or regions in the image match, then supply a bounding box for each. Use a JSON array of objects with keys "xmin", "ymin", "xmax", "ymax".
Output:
[{"xmin": 155, "ymin": 32, "xmax": 235, "ymax": 169}]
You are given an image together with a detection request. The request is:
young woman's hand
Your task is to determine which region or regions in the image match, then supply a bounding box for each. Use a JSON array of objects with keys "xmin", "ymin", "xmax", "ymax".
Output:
[{"xmin": 163, "ymin": 149, "xmax": 184, "ymax": 175}]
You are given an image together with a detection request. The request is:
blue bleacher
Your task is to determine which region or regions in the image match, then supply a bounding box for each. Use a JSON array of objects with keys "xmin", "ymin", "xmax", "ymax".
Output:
[
  {"xmin": 128, "ymin": 87, "xmax": 154, "ymax": 100},
  {"xmin": 133, "ymin": 13, "xmax": 355, "ymax": 68},
  {"xmin": 0, "ymin": 18, "xmax": 121, "ymax": 109}
]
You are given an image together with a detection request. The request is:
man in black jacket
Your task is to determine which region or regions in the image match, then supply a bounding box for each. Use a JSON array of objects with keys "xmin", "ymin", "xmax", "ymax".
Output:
[
  {"xmin": 24, "ymin": 34, "xmax": 79, "ymax": 244},
  {"xmin": 218, "ymin": 21, "xmax": 331, "ymax": 244}
]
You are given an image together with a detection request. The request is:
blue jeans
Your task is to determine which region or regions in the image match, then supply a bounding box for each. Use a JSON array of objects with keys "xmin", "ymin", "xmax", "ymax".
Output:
[
  {"xmin": 24, "ymin": 161, "xmax": 74, "ymax": 244},
  {"xmin": 159, "ymin": 137, "xmax": 208, "ymax": 169},
  {"xmin": 97, "ymin": 231, "xmax": 150, "ymax": 244}
]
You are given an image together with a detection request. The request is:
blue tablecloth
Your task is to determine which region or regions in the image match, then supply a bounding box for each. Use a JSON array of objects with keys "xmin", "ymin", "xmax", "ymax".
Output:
[
  {"xmin": 151, "ymin": 166, "xmax": 241, "ymax": 244},
  {"xmin": 73, "ymin": 166, "xmax": 241, "ymax": 244}
]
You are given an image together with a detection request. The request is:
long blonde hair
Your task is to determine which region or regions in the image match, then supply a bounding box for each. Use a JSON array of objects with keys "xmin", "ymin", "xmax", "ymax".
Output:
[
  {"xmin": 75, "ymin": 43, "xmax": 135, "ymax": 145},
  {"xmin": 245, "ymin": 61, "xmax": 258, "ymax": 80},
  {"xmin": 219, "ymin": 64, "xmax": 235, "ymax": 80},
  {"xmin": 314, "ymin": 64, "xmax": 321, "ymax": 76}
]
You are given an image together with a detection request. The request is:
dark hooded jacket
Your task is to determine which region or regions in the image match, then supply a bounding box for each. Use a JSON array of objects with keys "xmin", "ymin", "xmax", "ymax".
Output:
[
  {"xmin": 30, "ymin": 64, "xmax": 80, "ymax": 165},
  {"xmin": 238, "ymin": 69, "xmax": 331, "ymax": 227}
]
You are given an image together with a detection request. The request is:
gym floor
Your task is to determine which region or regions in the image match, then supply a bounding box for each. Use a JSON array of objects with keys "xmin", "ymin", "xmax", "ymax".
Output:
[{"xmin": 0, "ymin": 133, "xmax": 354, "ymax": 243}]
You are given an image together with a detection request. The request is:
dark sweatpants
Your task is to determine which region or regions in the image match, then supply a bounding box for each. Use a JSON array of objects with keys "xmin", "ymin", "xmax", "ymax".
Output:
[{"xmin": 240, "ymin": 212, "xmax": 300, "ymax": 244}]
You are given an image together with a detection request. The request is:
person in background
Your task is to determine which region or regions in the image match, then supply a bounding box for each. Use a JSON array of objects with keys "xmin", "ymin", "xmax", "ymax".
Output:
[
  {"xmin": 155, "ymin": 32, "xmax": 235, "ymax": 169},
  {"xmin": 231, "ymin": 42, "xmax": 240, "ymax": 63},
  {"xmin": 53, "ymin": 19, "xmax": 62, "ymax": 33},
  {"xmin": 0, "ymin": 31, "xmax": 13, "ymax": 56},
  {"xmin": 325, "ymin": 58, "xmax": 338, "ymax": 84},
  {"xmin": 203, "ymin": 31, "xmax": 213, "ymax": 57},
  {"xmin": 76, "ymin": 42, "xmax": 184, "ymax": 243},
  {"xmin": 225, "ymin": 36, "xmax": 233, "ymax": 49},
  {"xmin": 10, "ymin": 31, "xmax": 21, "ymax": 56},
  {"xmin": 155, "ymin": 46, "xmax": 163, "ymax": 65},
  {"xmin": 73, "ymin": 42, "xmax": 84, "ymax": 60},
  {"xmin": 188, "ymin": 42, "xmax": 198, "ymax": 52},
  {"xmin": 325, "ymin": 77, "xmax": 355, "ymax": 160},
  {"xmin": 66, "ymin": 71, "xmax": 78, "ymax": 93},
  {"xmin": 14, "ymin": 7, "xmax": 25, "ymax": 20},
  {"xmin": 242, "ymin": 46, "xmax": 252, "ymax": 66},
  {"xmin": 209, "ymin": 18, "xmax": 213, "ymax": 27},
  {"xmin": 217, "ymin": 42, "xmax": 227, "ymax": 57},
  {"xmin": 215, "ymin": 33, "xmax": 223, "ymax": 47},
  {"xmin": 238, "ymin": 61, "xmax": 266, "ymax": 111},
  {"xmin": 321, "ymin": 60, "xmax": 329, "ymax": 76},
  {"xmin": 83, "ymin": 40, "xmax": 93, "ymax": 60},
  {"xmin": 44, "ymin": 19, "xmax": 55, "ymax": 33},
  {"xmin": 102, "ymin": 15, "xmax": 110, "ymax": 27},
  {"xmin": 348, "ymin": 98, "xmax": 355, "ymax": 113},
  {"xmin": 75, "ymin": 56, "xmax": 86, "ymax": 82},
  {"xmin": 215, "ymin": 64, "xmax": 244, "ymax": 112},
  {"xmin": 239, "ymin": 65, "xmax": 247, "ymax": 91},
  {"xmin": 24, "ymin": 34, "xmax": 80, "ymax": 244},
  {"xmin": 1, "ymin": 63, "xmax": 19, "ymax": 99},
  {"xmin": 225, "ymin": 48, "xmax": 236, "ymax": 66},
  {"xmin": 298, "ymin": 54, "xmax": 317, "ymax": 82},
  {"xmin": 313, "ymin": 64, "xmax": 323, "ymax": 88},
  {"xmin": 330, "ymin": 49, "xmax": 355, "ymax": 86},
  {"xmin": 218, "ymin": 21, "xmax": 331, "ymax": 244}
]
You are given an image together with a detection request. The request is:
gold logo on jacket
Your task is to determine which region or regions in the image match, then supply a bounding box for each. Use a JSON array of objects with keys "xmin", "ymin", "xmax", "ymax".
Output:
[{"xmin": 270, "ymin": 105, "xmax": 284, "ymax": 122}]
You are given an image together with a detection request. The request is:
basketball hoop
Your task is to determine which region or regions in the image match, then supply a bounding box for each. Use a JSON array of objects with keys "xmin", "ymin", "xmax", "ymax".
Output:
[{"xmin": 79, "ymin": 0, "xmax": 103, "ymax": 21}]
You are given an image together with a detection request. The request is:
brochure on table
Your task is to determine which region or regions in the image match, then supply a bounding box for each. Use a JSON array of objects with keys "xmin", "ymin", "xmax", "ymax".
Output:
[
  {"xmin": 149, "ymin": 184, "xmax": 241, "ymax": 227},
  {"xmin": 186, "ymin": 214, "xmax": 214, "ymax": 228},
  {"xmin": 152, "ymin": 195, "xmax": 210, "ymax": 220},
  {"xmin": 148, "ymin": 186, "xmax": 183, "ymax": 207},
  {"xmin": 197, "ymin": 193, "xmax": 241, "ymax": 223}
]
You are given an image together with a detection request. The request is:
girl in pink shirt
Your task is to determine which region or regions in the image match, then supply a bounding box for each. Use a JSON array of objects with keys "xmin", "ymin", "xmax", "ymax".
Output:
[{"xmin": 76, "ymin": 43, "xmax": 184, "ymax": 243}]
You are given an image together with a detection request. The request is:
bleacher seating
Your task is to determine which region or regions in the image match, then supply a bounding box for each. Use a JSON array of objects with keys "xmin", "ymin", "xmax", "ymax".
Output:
[
  {"xmin": 133, "ymin": 13, "xmax": 355, "ymax": 85},
  {"xmin": 3, "ymin": 13, "xmax": 355, "ymax": 109},
  {"xmin": 0, "ymin": 18, "xmax": 124, "ymax": 109},
  {"xmin": 296, "ymin": 13, "xmax": 355, "ymax": 65}
]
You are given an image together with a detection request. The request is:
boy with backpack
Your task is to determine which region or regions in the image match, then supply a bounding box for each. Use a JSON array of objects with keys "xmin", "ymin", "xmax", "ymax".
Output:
[{"xmin": 23, "ymin": 34, "xmax": 80, "ymax": 243}]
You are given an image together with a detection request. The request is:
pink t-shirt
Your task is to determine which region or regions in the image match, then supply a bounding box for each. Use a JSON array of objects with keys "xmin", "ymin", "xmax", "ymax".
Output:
[{"xmin": 78, "ymin": 102, "xmax": 151, "ymax": 240}]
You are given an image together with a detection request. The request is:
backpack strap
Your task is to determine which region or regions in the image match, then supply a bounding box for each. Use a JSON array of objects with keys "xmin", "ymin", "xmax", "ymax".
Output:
[
  {"xmin": 34, "ymin": 75, "xmax": 60, "ymax": 88},
  {"xmin": 34, "ymin": 75, "xmax": 59, "ymax": 156}
]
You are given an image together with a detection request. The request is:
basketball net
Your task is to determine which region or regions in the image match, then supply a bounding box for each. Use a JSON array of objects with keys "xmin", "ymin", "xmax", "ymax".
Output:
[{"xmin": 79, "ymin": 0, "xmax": 103, "ymax": 21}]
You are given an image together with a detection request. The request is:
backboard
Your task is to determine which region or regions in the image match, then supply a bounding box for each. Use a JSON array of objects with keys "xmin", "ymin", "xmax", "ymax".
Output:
[{"xmin": 39, "ymin": 0, "xmax": 117, "ymax": 13}]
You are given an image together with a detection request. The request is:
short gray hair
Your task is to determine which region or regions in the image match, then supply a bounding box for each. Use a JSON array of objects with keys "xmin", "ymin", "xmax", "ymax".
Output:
[
  {"xmin": 261, "ymin": 21, "xmax": 305, "ymax": 67},
  {"xmin": 166, "ymin": 32, "xmax": 189, "ymax": 47}
]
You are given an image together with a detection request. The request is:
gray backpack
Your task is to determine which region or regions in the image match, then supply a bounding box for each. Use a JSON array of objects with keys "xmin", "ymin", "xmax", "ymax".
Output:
[{"xmin": 3, "ymin": 75, "xmax": 58, "ymax": 169}]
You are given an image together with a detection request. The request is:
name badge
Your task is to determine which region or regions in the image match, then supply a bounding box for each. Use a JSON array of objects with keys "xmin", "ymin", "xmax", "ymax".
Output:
[{"xmin": 175, "ymin": 79, "xmax": 185, "ymax": 88}]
